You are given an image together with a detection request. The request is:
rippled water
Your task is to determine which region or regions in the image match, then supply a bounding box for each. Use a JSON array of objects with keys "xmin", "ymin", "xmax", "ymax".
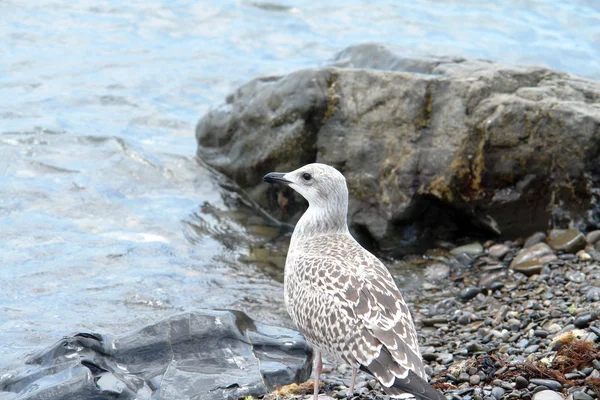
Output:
[{"xmin": 1, "ymin": 0, "xmax": 599, "ymax": 371}]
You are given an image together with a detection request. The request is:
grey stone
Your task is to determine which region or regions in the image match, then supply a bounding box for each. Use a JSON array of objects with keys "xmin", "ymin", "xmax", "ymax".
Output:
[
  {"xmin": 513, "ymin": 260, "xmax": 544, "ymax": 275},
  {"xmin": 470, "ymin": 375, "xmax": 482, "ymax": 385},
  {"xmin": 424, "ymin": 262, "xmax": 451, "ymax": 281},
  {"xmin": 574, "ymin": 314, "xmax": 595, "ymax": 328},
  {"xmin": 466, "ymin": 342, "xmax": 487, "ymax": 353},
  {"xmin": 356, "ymin": 380, "xmax": 370, "ymax": 390},
  {"xmin": 534, "ymin": 329, "xmax": 549, "ymax": 338},
  {"xmin": 548, "ymin": 229, "xmax": 568, "ymax": 241},
  {"xmin": 586, "ymin": 230, "xmax": 600, "ymax": 245},
  {"xmin": 491, "ymin": 387, "xmax": 505, "ymax": 400},
  {"xmin": 196, "ymin": 44, "xmax": 600, "ymax": 256},
  {"xmin": 577, "ymin": 250, "xmax": 592, "ymax": 261},
  {"xmin": 532, "ymin": 390, "xmax": 564, "ymax": 400},
  {"xmin": 572, "ymin": 392, "xmax": 594, "ymax": 400},
  {"xmin": 587, "ymin": 246, "xmax": 600, "ymax": 262},
  {"xmin": 524, "ymin": 232, "xmax": 547, "ymax": 248},
  {"xmin": 515, "ymin": 376, "xmax": 529, "ymax": 389},
  {"xmin": 489, "ymin": 244, "xmax": 511, "ymax": 259},
  {"xmin": 459, "ymin": 287, "xmax": 481, "ymax": 301},
  {"xmin": 586, "ymin": 287, "xmax": 600, "ymax": 301},
  {"xmin": 510, "ymin": 243, "xmax": 554, "ymax": 269},
  {"xmin": 525, "ymin": 344, "xmax": 540, "ymax": 354},
  {"xmin": 0, "ymin": 310, "xmax": 312, "ymax": 400},
  {"xmin": 479, "ymin": 271, "xmax": 507, "ymax": 289},
  {"xmin": 566, "ymin": 270, "xmax": 586, "ymax": 283},
  {"xmin": 548, "ymin": 229, "xmax": 587, "ymax": 253},
  {"xmin": 334, "ymin": 389, "xmax": 349, "ymax": 399},
  {"xmin": 456, "ymin": 252, "xmax": 474, "ymax": 266},
  {"xmin": 451, "ymin": 242, "xmax": 484, "ymax": 256},
  {"xmin": 437, "ymin": 353, "xmax": 454, "ymax": 364},
  {"xmin": 530, "ymin": 379, "xmax": 563, "ymax": 391}
]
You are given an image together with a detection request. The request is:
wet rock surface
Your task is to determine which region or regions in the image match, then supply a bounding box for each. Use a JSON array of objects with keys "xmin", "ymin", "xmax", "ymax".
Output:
[
  {"xmin": 0, "ymin": 310, "xmax": 312, "ymax": 400},
  {"xmin": 196, "ymin": 44, "xmax": 600, "ymax": 256}
]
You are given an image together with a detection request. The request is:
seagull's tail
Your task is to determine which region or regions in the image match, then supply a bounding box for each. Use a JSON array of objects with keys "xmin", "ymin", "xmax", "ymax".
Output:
[
  {"xmin": 360, "ymin": 364, "xmax": 446, "ymax": 400},
  {"xmin": 382, "ymin": 370, "xmax": 446, "ymax": 400}
]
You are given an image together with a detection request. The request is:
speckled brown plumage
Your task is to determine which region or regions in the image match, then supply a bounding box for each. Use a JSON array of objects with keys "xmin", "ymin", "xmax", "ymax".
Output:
[{"xmin": 264, "ymin": 163, "xmax": 445, "ymax": 400}]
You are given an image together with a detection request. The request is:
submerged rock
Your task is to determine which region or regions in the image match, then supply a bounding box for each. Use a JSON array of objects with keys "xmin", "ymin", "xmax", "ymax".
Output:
[
  {"xmin": 0, "ymin": 310, "xmax": 312, "ymax": 400},
  {"xmin": 196, "ymin": 44, "xmax": 600, "ymax": 255}
]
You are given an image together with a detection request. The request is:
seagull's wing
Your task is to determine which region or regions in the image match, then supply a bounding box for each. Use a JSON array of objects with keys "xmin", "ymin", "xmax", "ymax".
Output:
[{"xmin": 333, "ymin": 251, "xmax": 445, "ymax": 400}]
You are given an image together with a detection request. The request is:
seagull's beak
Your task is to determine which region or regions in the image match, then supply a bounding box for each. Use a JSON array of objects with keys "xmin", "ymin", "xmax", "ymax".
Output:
[{"xmin": 263, "ymin": 172, "xmax": 292, "ymax": 185}]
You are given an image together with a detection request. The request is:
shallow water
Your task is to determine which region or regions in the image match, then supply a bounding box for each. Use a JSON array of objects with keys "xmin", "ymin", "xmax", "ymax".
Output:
[{"xmin": 1, "ymin": 0, "xmax": 599, "ymax": 372}]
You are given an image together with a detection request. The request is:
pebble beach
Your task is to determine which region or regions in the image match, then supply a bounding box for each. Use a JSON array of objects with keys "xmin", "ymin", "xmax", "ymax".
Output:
[{"xmin": 266, "ymin": 228, "xmax": 600, "ymax": 400}]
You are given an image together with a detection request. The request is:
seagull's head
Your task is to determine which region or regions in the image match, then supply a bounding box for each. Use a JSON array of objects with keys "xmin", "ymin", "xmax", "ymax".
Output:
[{"xmin": 263, "ymin": 163, "xmax": 348, "ymax": 209}]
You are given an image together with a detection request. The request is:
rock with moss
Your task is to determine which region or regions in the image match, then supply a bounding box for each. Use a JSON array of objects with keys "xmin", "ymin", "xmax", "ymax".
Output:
[{"xmin": 196, "ymin": 44, "xmax": 600, "ymax": 256}]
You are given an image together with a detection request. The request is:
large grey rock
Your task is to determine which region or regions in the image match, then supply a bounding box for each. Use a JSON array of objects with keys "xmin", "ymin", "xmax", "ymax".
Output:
[
  {"xmin": 196, "ymin": 44, "xmax": 600, "ymax": 255},
  {"xmin": 0, "ymin": 310, "xmax": 312, "ymax": 400}
]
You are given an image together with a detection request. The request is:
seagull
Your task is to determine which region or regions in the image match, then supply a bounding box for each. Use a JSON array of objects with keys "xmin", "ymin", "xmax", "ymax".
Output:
[{"xmin": 263, "ymin": 163, "xmax": 445, "ymax": 400}]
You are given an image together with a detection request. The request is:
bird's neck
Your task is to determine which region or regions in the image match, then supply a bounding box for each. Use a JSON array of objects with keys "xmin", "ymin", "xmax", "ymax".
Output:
[{"xmin": 291, "ymin": 204, "xmax": 350, "ymax": 242}]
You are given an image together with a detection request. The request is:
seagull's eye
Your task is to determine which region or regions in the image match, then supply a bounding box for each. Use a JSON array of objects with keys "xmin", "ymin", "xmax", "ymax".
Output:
[{"xmin": 302, "ymin": 172, "xmax": 312, "ymax": 181}]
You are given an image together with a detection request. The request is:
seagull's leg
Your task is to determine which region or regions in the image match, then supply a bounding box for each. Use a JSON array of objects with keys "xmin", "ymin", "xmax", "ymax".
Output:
[
  {"xmin": 348, "ymin": 366, "xmax": 357, "ymax": 395},
  {"xmin": 313, "ymin": 350, "xmax": 322, "ymax": 400}
]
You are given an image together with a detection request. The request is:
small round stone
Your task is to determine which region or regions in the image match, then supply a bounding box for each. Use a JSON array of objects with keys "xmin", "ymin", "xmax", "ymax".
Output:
[
  {"xmin": 515, "ymin": 376, "xmax": 529, "ymax": 389},
  {"xmin": 491, "ymin": 387, "xmax": 505, "ymax": 400},
  {"xmin": 574, "ymin": 314, "xmax": 594, "ymax": 328},
  {"xmin": 458, "ymin": 314, "xmax": 472, "ymax": 325},
  {"xmin": 577, "ymin": 250, "xmax": 592, "ymax": 261},
  {"xmin": 451, "ymin": 242, "xmax": 484, "ymax": 256},
  {"xmin": 356, "ymin": 380, "xmax": 369, "ymax": 390},
  {"xmin": 470, "ymin": 375, "xmax": 482, "ymax": 385},
  {"xmin": 586, "ymin": 287, "xmax": 600, "ymax": 302},
  {"xmin": 532, "ymin": 390, "xmax": 564, "ymax": 400},
  {"xmin": 533, "ymin": 329, "xmax": 549, "ymax": 338},
  {"xmin": 586, "ymin": 230, "xmax": 600, "ymax": 245},
  {"xmin": 573, "ymin": 391, "xmax": 594, "ymax": 400},
  {"xmin": 524, "ymin": 232, "xmax": 547, "ymax": 248},
  {"xmin": 525, "ymin": 344, "xmax": 540, "ymax": 354},
  {"xmin": 489, "ymin": 244, "xmax": 511, "ymax": 259},
  {"xmin": 459, "ymin": 287, "xmax": 481, "ymax": 301},
  {"xmin": 437, "ymin": 353, "xmax": 454, "ymax": 364},
  {"xmin": 424, "ymin": 365, "xmax": 434, "ymax": 377}
]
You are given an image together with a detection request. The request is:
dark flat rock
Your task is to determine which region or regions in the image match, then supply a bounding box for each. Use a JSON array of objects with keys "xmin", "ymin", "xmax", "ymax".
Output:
[
  {"xmin": 0, "ymin": 310, "xmax": 312, "ymax": 400},
  {"xmin": 530, "ymin": 378, "xmax": 563, "ymax": 391}
]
